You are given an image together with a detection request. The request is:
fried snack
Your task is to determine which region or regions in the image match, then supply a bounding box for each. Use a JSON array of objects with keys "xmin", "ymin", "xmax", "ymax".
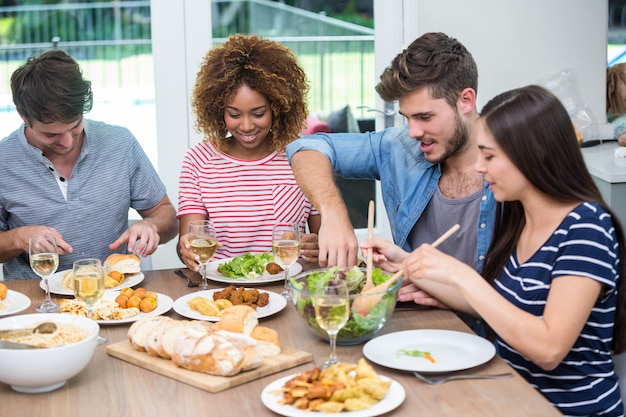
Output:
[
  {"xmin": 266, "ymin": 262, "xmax": 284, "ymax": 274},
  {"xmin": 278, "ymin": 359, "xmax": 391, "ymax": 413},
  {"xmin": 212, "ymin": 285, "xmax": 269, "ymax": 309},
  {"xmin": 0, "ymin": 282, "xmax": 7, "ymax": 300},
  {"xmin": 188, "ymin": 297, "xmax": 221, "ymax": 316}
]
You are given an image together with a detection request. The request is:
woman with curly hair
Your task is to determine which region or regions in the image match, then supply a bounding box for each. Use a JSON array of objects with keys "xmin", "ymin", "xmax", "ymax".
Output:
[{"xmin": 176, "ymin": 34, "xmax": 320, "ymax": 269}]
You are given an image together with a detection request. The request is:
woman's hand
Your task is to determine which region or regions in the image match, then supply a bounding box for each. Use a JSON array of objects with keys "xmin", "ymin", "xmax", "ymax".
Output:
[
  {"xmin": 360, "ymin": 237, "xmax": 408, "ymax": 272},
  {"xmin": 398, "ymin": 280, "xmax": 450, "ymax": 309},
  {"xmin": 300, "ymin": 232, "xmax": 319, "ymax": 263},
  {"xmin": 177, "ymin": 232, "xmax": 200, "ymax": 272}
]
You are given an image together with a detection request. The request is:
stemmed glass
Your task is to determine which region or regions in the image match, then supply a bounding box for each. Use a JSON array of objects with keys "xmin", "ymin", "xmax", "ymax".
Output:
[
  {"xmin": 272, "ymin": 223, "xmax": 301, "ymax": 301},
  {"xmin": 72, "ymin": 258, "xmax": 107, "ymax": 344},
  {"xmin": 188, "ymin": 220, "xmax": 217, "ymax": 291},
  {"xmin": 29, "ymin": 233, "xmax": 60, "ymax": 313},
  {"xmin": 313, "ymin": 280, "xmax": 350, "ymax": 369}
]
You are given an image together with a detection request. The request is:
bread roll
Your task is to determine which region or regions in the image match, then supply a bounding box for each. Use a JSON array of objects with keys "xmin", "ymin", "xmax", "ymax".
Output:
[
  {"xmin": 214, "ymin": 305, "xmax": 258, "ymax": 335},
  {"xmin": 104, "ymin": 253, "xmax": 141, "ymax": 275},
  {"xmin": 250, "ymin": 326, "xmax": 281, "ymax": 356}
]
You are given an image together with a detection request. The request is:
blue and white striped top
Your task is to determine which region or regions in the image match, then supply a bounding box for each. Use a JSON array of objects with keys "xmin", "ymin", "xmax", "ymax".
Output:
[
  {"xmin": 0, "ymin": 120, "xmax": 167, "ymax": 279},
  {"xmin": 495, "ymin": 202, "xmax": 624, "ymax": 416}
]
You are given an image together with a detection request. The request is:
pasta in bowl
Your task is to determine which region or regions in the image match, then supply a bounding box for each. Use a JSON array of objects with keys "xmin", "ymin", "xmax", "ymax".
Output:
[{"xmin": 0, "ymin": 313, "xmax": 99, "ymax": 393}]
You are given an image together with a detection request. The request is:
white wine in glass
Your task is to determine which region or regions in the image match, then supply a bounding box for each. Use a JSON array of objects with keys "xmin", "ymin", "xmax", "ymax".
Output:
[
  {"xmin": 272, "ymin": 223, "xmax": 301, "ymax": 301},
  {"xmin": 72, "ymin": 258, "xmax": 107, "ymax": 344},
  {"xmin": 188, "ymin": 220, "xmax": 217, "ymax": 291},
  {"xmin": 29, "ymin": 233, "xmax": 60, "ymax": 313},
  {"xmin": 314, "ymin": 281, "xmax": 350, "ymax": 369}
]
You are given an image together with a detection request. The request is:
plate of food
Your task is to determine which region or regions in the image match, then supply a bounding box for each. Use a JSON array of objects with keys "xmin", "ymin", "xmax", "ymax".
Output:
[
  {"xmin": 43, "ymin": 269, "xmax": 145, "ymax": 296},
  {"xmin": 362, "ymin": 329, "xmax": 496, "ymax": 373},
  {"xmin": 42, "ymin": 254, "xmax": 145, "ymax": 295},
  {"xmin": 59, "ymin": 289, "xmax": 173, "ymax": 325},
  {"xmin": 0, "ymin": 287, "xmax": 31, "ymax": 317},
  {"xmin": 173, "ymin": 287, "xmax": 287, "ymax": 322},
  {"xmin": 206, "ymin": 252, "xmax": 303, "ymax": 284},
  {"xmin": 261, "ymin": 359, "xmax": 406, "ymax": 417}
]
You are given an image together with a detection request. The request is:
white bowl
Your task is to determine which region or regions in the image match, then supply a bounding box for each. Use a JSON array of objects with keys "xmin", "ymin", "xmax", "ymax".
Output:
[{"xmin": 0, "ymin": 313, "xmax": 99, "ymax": 393}]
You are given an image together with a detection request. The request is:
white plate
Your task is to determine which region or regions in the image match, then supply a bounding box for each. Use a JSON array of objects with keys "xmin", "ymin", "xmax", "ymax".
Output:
[
  {"xmin": 206, "ymin": 257, "xmax": 303, "ymax": 285},
  {"xmin": 0, "ymin": 290, "xmax": 31, "ymax": 317},
  {"xmin": 261, "ymin": 373, "xmax": 405, "ymax": 417},
  {"xmin": 363, "ymin": 329, "xmax": 496, "ymax": 374},
  {"xmin": 173, "ymin": 289, "xmax": 287, "ymax": 322},
  {"xmin": 42, "ymin": 269, "xmax": 145, "ymax": 296},
  {"xmin": 61, "ymin": 290, "xmax": 173, "ymax": 325}
]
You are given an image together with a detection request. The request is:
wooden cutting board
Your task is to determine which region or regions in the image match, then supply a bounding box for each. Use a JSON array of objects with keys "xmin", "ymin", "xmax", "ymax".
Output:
[{"xmin": 106, "ymin": 340, "xmax": 313, "ymax": 393}]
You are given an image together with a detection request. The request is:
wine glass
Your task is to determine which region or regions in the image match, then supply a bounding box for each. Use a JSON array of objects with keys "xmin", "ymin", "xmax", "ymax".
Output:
[
  {"xmin": 72, "ymin": 258, "xmax": 107, "ymax": 344},
  {"xmin": 313, "ymin": 280, "xmax": 350, "ymax": 369},
  {"xmin": 29, "ymin": 233, "xmax": 60, "ymax": 313},
  {"xmin": 188, "ymin": 220, "xmax": 217, "ymax": 291},
  {"xmin": 272, "ymin": 223, "xmax": 301, "ymax": 301}
]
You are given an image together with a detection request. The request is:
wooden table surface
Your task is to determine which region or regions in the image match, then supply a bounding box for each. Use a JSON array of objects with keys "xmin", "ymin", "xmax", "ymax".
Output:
[{"xmin": 1, "ymin": 264, "xmax": 561, "ymax": 417}]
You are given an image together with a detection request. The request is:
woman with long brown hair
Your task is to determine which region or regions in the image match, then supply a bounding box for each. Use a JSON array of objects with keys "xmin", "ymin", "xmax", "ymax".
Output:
[{"xmin": 363, "ymin": 85, "xmax": 626, "ymax": 416}]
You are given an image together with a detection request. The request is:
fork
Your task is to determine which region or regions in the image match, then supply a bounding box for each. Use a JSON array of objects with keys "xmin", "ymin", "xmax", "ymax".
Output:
[
  {"xmin": 175, "ymin": 269, "xmax": 200, "ymax": 287},
  {"xmin": 413, "ymin": 371, "xmax": 512, "ymax": 385}
]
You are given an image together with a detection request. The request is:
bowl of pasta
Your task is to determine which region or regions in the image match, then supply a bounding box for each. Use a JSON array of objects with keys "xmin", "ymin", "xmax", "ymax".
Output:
[{"xmin": 0, "ymin": 313, "xmax": 99, "ymax": 393}]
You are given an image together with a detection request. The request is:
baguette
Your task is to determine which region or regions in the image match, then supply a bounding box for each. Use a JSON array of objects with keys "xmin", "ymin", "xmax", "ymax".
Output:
[
  {"xmin": 158, "ymin": 320, "xmax": 212, "ymax": 359},
  {"xmin": 171, "ymin": 327, "xmax": 263, "ymax": 376}
]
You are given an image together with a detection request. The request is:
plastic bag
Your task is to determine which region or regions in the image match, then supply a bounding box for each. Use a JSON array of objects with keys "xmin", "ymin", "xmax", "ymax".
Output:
[{"xmin": 540, "ymin": 68, "xmax": 598, "ymax": 141}]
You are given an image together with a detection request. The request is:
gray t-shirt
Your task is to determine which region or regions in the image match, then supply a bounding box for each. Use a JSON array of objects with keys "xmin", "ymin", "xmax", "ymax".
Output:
[{"xmin": 408, "ymin": 186, "xmax": 483, "ymax": 269}]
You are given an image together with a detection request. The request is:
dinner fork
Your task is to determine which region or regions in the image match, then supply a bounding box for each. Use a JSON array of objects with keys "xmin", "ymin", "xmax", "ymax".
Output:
[
  {"xmin": 413, "ymin": 371, "xmax": 512, "ymax": 385},
  {"xmin": 175, "ymin": 269, "xmax": 200, "ymax": 287}
]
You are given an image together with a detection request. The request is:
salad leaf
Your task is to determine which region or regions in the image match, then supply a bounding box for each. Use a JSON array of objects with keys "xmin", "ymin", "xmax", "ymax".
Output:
[
  {"xmin": 290, "ymin": 266, "xmax": 398, "ymax": 342},
  {"xmin": 218, "ymin": 252, "xmax": 273, "ymax": 279}
]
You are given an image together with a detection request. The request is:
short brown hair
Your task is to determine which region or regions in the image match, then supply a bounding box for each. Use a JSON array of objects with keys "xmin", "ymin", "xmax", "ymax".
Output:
[
  {"xmin": 375, "ymin": 32, "xmax": 478, "ymax": 107},
  {"xmin": 11, "ymin": 49, "xmax": 93, "ymax": 124}
]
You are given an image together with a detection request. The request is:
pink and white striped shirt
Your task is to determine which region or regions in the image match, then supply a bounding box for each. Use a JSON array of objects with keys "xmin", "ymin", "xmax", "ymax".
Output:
[{"xmin": 177, "ymin": 141, "xmax": 319, "ymax": 260}]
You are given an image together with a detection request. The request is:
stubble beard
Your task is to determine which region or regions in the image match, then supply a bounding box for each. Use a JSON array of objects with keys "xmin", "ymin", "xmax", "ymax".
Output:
[{"xmin": 431, "ymin": 112, "xmax": 470, "ymax": 164}]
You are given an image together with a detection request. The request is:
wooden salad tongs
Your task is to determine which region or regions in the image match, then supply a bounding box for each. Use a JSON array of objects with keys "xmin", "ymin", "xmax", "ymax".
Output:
[{"xmin": 352, "ymin": 224, "xmax": 461, "ymax": 315}]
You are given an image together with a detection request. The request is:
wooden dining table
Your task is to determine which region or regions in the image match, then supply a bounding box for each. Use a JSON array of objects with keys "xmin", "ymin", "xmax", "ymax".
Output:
[{"xmin": 2, "ymin": 263, "xmax": 562, "ymax": 417}]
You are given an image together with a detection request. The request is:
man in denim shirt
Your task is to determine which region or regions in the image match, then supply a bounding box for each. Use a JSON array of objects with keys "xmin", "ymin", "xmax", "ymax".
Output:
[{"xmin": 287, "ymin": 32, "xmax": 496, "ymax": 307}]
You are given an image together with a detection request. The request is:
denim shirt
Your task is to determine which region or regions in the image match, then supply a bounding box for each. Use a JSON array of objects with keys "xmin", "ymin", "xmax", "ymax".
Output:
[{"xmin": 287, "ymin": 124, "xmax": 496, "ymax": 272}]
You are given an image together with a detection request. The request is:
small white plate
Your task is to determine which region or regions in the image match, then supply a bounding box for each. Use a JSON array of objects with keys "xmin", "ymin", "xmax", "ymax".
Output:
[
  {"xmin": 363, "ymin": 329, "xmax": 496, "ymax": 373},
  {"xmin": 173, "ymin": 289, "xmax": 287, "ymax": 322},
  {"xmin": 206, "ymin": 257, "xmax": 303, "ymax": 285},
  {"xmin": 261, "ymin": 373, "xmax": 405, "ymax": 417},
  {"xmin": 42, "ymin": 269, "xmax": 145, "ymax": 296},
  {"xmin": 0, "ymin": 290, "xmax": 31, "ymax": 317},
  {"xmin": 61, "ymin": 290, "xmax": 173, "ymax": 325}
]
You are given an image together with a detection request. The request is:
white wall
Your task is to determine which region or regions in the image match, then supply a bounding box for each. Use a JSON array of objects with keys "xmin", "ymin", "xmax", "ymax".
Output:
[
  {"xmin": 149, "ymin": 0, "xmax": 211, "ymax": 270},
  {"xmin": 395, "ymin": 0, "xmax": 608, "ymax": 132}
]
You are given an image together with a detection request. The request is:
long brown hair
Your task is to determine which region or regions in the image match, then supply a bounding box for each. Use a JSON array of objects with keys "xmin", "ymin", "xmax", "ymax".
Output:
[{"xmin": 480, "ymin": 85, "xmax": 626, "ymax": 353}]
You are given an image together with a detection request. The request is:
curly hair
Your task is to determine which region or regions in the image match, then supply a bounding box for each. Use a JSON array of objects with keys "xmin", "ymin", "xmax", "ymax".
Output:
[{"xmin": 191, "ymin": 34, "xmax": 309, "ymax": 153}]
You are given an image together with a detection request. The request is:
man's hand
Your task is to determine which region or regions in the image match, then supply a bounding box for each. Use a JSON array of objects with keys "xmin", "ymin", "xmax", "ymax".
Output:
[
  {"xmin": 109, "ymin": 221, "xmax": 160, "ymax": 257},
  {"xmin": 316, "ymin": 215, "xmax": 359, "ymax": 267}
]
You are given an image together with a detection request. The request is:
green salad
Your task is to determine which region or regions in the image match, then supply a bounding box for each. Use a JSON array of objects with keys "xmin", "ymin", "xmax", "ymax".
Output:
[
  {"xmin": 217, "ymin": 252, "xmax": 274, "ymax": 279},
  {"xmin": 289, "ymin": 266, "xmax": 399, "ymax": 344}
]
